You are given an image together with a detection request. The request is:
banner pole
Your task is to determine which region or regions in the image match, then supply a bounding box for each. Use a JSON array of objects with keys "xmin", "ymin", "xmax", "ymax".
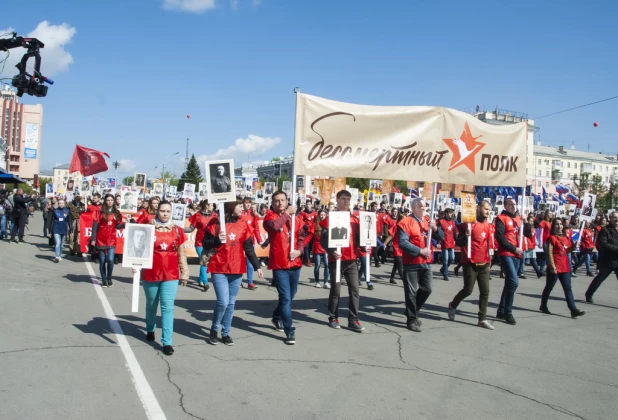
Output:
[
  {"xmin": 575, "ymin": 220, "xmax": 586, "ymax": 248},
  {"xmin": 426, "ymin": 185, "xmax": 438, "ymax": 250},
  {"xmin": 336, "ymin": 247, "xmax": 341, "ymax": 283},
  {"xmin": 290, "ymin": 87, "xmax": 300, "ymax": 252},
  {"xmin": 131, "ymin": 269, "xmax": 141, "ymax": 313},
  {"xmin": 519, "ymin": 186, "xmax": 526, "ymax": 249},
  {"xmin": 467, "ymin": 223, "xmax": 472, "ymax": 259},
  {"xmin": 218, "ymin": 204, "xmax": 226, "ymax": 237},
  {"xmin": 365, "ymin": 251, "xmax": 370, "ymax": 284}
]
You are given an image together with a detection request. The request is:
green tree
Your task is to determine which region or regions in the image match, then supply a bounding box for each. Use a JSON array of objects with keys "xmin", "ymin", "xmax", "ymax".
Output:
[
  {"xmin": 122, "ymin": 175, "xmax": 134, "ymax": 185},
  {"xmin": 177, "ymin": 154, "xmax": 203, "ymax": 191},
  {"xmin": 38, "ymin": 177, "xmax": 53, "ymax": 195},
  {"xmin": 160, "ymin": 170, "xmax": 179, "ymax": 187},
  {"xmin": 345, "ymin": 177, "xmax": 371, "ymax": 191},
  {"xmin": 572, "ymin": 174, "xmax": 591, "ymax": 199},
  {"xmin": 277, "ymin": 173, "xmax": 290, "ymax": 190},
  {"xmin": 18, "ymin": 183, "xmax": 35, "ymax": 195}
]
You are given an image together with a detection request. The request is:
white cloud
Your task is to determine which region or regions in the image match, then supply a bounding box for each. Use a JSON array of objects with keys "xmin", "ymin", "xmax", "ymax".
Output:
[
  {"xmin": 196, "ymin": 134, "xmax": 281, "ymax": 165},
  {"xmin": 0, "ymin": 21, "xmax": 76, "ymax": 78},
  {"xmin": 163, "ymin": 0, "xmax": 217, "ymax": 13},
  {"xmin": 117, "ymin": 159, "xmax": 136, "ymax": 172}
]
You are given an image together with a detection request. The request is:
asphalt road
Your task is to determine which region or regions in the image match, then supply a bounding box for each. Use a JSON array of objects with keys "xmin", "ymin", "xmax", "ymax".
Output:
[{"xmin": 1, "ymin": 215, "xmax": 617, "ymax": 420}]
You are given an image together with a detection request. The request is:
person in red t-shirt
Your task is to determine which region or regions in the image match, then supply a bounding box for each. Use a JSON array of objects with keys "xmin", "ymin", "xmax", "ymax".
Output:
[
  {"xmin": 134, "ymin": 200, "xmax": 189, "ymax": 356},
  {"xmin": 312, "ymin": 210, "xmax": 330, "ymax": 288},
  {"xmin": 438, "ymin": 208, "xmax": 457, "ymax": 281},
  {"xmin": 238, "ymin": 197, "xmax": 262, "ymax": 290},
  {"xmin": 388, "ymin": 211, "xmax": 405, "ymax": 284},
  {"xmin": 135, "ymin": 196, "xmax": 160, "ymax": 225},
  {"xmin": 203, "ymin": 200, "xmax": 263, "ymax": 346},
  {"xmin": 540, "ymin": 218, "xmax": 586, "ymax": 318},
  {"xmin": 320, "ymin": 190, "xmax": 365, "ymax": 332},
  {"xmin": 447, "ymin": 200, "xmax": 494, "ymax": 330},
  {"xmin": 537, "ymin": 210, "xmax": 554, "ymax": 273},
  {"xmin": 573, "ymin": 221, "xmax": 595, "ymax": 276},
  {"xmin": 301, "ymin": 200, "xmax": 318, "ymax": 266},
  {"xmin": 90, "ymin": 194, "xmax": 125, "ymax": 287},
  {"xmin": 264, "ymin": 191, "xmax": 306, "ymax": 345},
  {"xmin": 184, "ymin": 199, "xmax": 215, "ymax": 291}
]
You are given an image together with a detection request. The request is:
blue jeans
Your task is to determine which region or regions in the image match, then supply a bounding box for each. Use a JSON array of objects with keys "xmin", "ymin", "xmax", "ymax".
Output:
[
  {"xmin": 0, "ymin": 214, "xmax": 6, "ymax": 238},
  {"xmin": 358, "ymin": 255, "xmax": 370, "ymax": 282},
  {"xmin": 538, "ymin": 243, "xmax": 548, "ymax": 272},
  {"xmin": 573, "ymin": 251, "xmax": 591, "ymax": 273},
  {"xmin": 245, "ymin": 256, "xmax": 254, "ymax": 285},
  {"xmin": 98, "ymin": 248, "xmax": 115, "ymax": 281},
  {"xmin": 143, "ymin": 280, "xmax": 179, "ymax": 346},
  {"xmin": 272, "ymin": 268, "xmax": 301, "ymax": 335},
  {"xmin": 194, "ymin": 247, "xmax": 209, "ymax": 285},
  {"xmin": 440, "ymin": 248, "xmax": 455, "ymax": 277},
  {"xmin": 313, "ymin": 253, "xmax": 329, "ymax": 283},
  {"xmin": 211, "ymin": 273, "xmax": 242, "ymax": 336},
  {"xmin": 53, "ymin": 233, "xmax": 65, "ymax": 258},
  {"xmin": 497, "ymin": 256, "xmax": 522, "ymax": 316},
  {"xmin": 542, "ymin": 272, "xmax": 576, "ymax": 311}
]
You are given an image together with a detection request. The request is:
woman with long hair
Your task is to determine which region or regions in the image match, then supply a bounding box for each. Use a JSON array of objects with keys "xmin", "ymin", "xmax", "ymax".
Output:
[
  {"xmin": 204, "ymin": 200, "xmax": 262, "ymax": 346},
  {"xmin": 539, "ymin": 218, "xmax": 585, "ymax": 318},
  {"xmin": 537, "ymin": 210, "xmax": 554, "ymax": 273},
  {"xmin": 48, "ymin": 198, "xmax": 70, "ymax": 262},
  {"xmin": 136, "ymin": 200, "xmax": 189, "ymax": 356},
  {"xmin": 136, "ymin": 196, "xmax": 160, "ymax": 224},
  {"xmin": 90, "ymin": 194, "xmax": 125, "ymax": 287},
  {"xmin": 185, "ymin": 199, "xmax": 216, "ymax": 291},
  {"xmin": 312, "ymin": 210, "xmax": 330, "ymax": 288}
]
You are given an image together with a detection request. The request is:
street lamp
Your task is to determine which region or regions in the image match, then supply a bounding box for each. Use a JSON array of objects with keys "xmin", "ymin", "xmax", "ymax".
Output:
[{"xmin": 161, "ymin": 152, "xmax": 179, "ymax": 180}]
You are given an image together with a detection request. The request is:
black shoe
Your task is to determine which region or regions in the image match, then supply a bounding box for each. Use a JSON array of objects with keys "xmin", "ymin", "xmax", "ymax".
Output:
[
  {"xmin": 443, "ymin": 276, "xmax": 449, "ymax": 281},
  {"xmin": 11, "ymin": 239, "xmax": 18, "ymax": 243},
  {"xmin": 101, "ymin": 279, "xmax": 108, "ymax": 288},
  {"xmin": 390, "ymin": 279, "xmax": 397, "ymax": 284},
  {"xmin": 146, "ymin": 331, "xmax": 155, "ymax": 342},
  {"xmin": 208, "ymin": 329, "xmax": 218, "ymax": 345},
  {"xmin": 585, "ymin": 296, "xmax": 594, "ymax": 304},
  {"xmin": 496, "ymin": 312, "xmax": 505, "ymax": 320},
  {"xmin": 572, "ymin": 268, "xmax": 578, "ymax": 274},
  {"xmin": 107, "ymin": 279, "xmax": 113, "ymax": 288},
  {"xmin": 454, "ymin": 267, "xmax": 459, "ymax": 277},
  {"xmin": 284, "ymin": 333, "xmax": 296, "ymax": 345},
  {"xmin": 201, "ymin": 283, "xmax": 210, "ymax": 292},
  {"xmin": 539, "ymin": 306, "xmax": 551, "ymax": 314},
  {"xmin": 271, "ymin": 318, "xmax": 284, "ymax": 332},
  {"xmin": 505, "ymin": 314, "xmax": 516, "ymax": 325},
  {"xmin": 375, "ymin": 263, "xmax": 380, "ymax": 268},
  {"xmin": 586, "ymin": 272, "xmax": 594, "ymax": 277},
  {"xmin": 407, "ymin": 321, "xmax": 421, "ymax": 332},
  {"xmin": 163, "ymin": 345, "xmax": 174, "ymax": 356},
  {"xmin": 571, "ymin": 309, "xmax": 586, "ymax": 318},
  {"xmin": 367, "ymin": 283, "xmax": 374, "ymax": 290},
  {"xmin": 519, "ymin": 275, "xmax": 527, "ymax": 279},
  {"xmin": 221, "ymin": 335, "xmax": 234, "ymax": 346},
  {"xmin": 500, "ymin": 273, "xmax": 504, "ymax": 278},
  {"xmin": 536, "ymin": 271, "xmax": 544, "ymax": 279}
]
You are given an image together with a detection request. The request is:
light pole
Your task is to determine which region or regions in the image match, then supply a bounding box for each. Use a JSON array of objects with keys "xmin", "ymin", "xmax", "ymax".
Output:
[{"xmin": 162, "ymin": 152, "xmax": 179, "ymax": 179}]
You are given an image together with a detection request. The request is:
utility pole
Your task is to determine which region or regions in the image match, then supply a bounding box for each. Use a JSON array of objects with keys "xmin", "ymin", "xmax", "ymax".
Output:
[
  {"xmin": 184, "ymin": 138, "xmax": 189, "ymax": 172},
  {"xmin": 113, "ymin": 160, "xmax": 120, "ymax": 184}
]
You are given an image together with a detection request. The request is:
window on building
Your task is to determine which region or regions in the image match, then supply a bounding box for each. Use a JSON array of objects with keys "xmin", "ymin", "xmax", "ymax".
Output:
[
  {"xmin": 574, "ymin": 163, "xmax": 578, "ymax": 169},
  {"xmin": 606, "ymin": 166, "xmax": 609, "ymax": 172},
  {"xmin": 545, "ymin": 160, "xmax": 549, "ymax": 166},
  {"xmin": 538, "ymin": 159, "xmax": 541, "ymax": 165},
  {"xmin": 545, "ymin": 182, "xmax": 549, "ymax": 188},
  {"xmin": 538, "ymin": 170, "xmax": 541, "ymax": 176},
  {"xmin": 537, "ymin": 181, "xmax": 541, "ymax": 187},
  {"xmin": 545, "ymin": 171, "xmax": 549, "ymax": 177},
  {"xmin": 567, "ymin": 162, "xmax": 570, "ymax": 168},
  {"xmin": 593, "ymin": 165, "xmax": 596, "ymax": 171}
]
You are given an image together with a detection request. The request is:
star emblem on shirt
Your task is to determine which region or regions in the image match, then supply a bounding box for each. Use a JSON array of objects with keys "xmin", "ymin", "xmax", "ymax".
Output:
[
  {"xmin": 160, "ymin": 242, "xmax": 168, "ymax": 250},
  {"xmin": 229, "ymin": 232, "xmax": 236, "ymax": 241},
  {"xmin": 481, "ymin": 231, "xmax": 486, "ymax": 239},
  {"xmin": 107, "ymin": 221, "xmax": 112, "ymax": 226},
  {"xmin": 447, "ymin": 225, "xmax": 452, "ymax": 230}
]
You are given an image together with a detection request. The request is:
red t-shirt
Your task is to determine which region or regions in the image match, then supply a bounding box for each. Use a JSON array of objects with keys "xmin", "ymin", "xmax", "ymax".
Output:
[
  {"xmin": 142, "ymin": 226, "xmax": 186, "ymax": 281},
  {"xmin": 207, "ymin": 219, "xmax": 253, "ymax": 274},
  {"xmin": 189, "ymin": 212, "xmax": 216, "ymax": 247}
]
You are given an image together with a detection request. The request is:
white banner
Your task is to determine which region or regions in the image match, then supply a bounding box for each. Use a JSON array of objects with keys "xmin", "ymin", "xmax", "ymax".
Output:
[{"xmin": 293, "ymin": 94, "xmax": 527, "ymax": 186}]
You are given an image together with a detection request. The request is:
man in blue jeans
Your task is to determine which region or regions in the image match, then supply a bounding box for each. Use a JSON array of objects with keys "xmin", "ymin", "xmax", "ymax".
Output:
[
  {"xmin": 495, "ymin": 198, "xmax": 531, "ymax": 325},
  {"xmin": 264, "ymin": 191, "xmax": 306, "ymax": 345}
]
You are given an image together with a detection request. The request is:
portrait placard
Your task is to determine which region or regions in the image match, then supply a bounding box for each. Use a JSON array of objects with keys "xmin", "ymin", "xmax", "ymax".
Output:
[
  {"xmin": 134, "ymin": 173, "xmax": 146, "ymax": 189},
  {"xmin": 328, "ymin": 211, "xmax": 351, "ymax": 248},
  {"xmin": 264, "ymin": 182, "xmax": 275, "ymax": 197},
  {"xmin": 392, "ymin": 193, "xmax": 403, "ymax": 206},
  {"xmin": 119, "ymin": 188, "xmax": 139, "ymax": 214},
  {"xmin": 255, "ymin": 189, "xmax": 265, "ymax": 203},
  {"xmin": 167, "ymin": 185, "xmax": 177, "ymax": 196},
  {"xmin": 580, "ymin": 193, "xmax": 596, "ymax": 221},
  {"xmin": 81, "ymin": 179, "xmax": 91, "ymax": 195},
  {"xmin": 183, "ymin": 183, "xmax": 196, "ymax": 198},
  {"xmin": 45, "ymin": 183, "xmax": 55, "ymax": 198},
  {"xmin": 198, "ymin": 182, "xmax": 208, "ymax": 199},
  {"xmin": 171, "ymin": 203, "xmax": 187, "ymax": 227},
  {"xmin": 359, "ymin": 211, "xmax": 376, "ymax": 247},
  {"xmin": 495, "ymin": 195, "xmax": 504, "ymax": 207},
  {"xmin": 205, "ymin": 159, "xmax": 236, "ymax": 202},
  {"xmin": 122, "ymin": 224, "xmax": 155, "ymax": 269},
  {"xmin": 369, "ymin": 179, "xmax": 382, "ymax": 191},
  {"xmin": 460, "ymin": 191, "xmax": 476, "ymax": 224},
  {"xmin": 152, "ymin": 183, "xmax": 164, "ymax": 197},
  {"xmin": 282, "ymin": 181, "xmax": 292, "ymax": 197},
  {"xmin": 367, "ymin": 191, "xmax": 375, "ymax": 202}
]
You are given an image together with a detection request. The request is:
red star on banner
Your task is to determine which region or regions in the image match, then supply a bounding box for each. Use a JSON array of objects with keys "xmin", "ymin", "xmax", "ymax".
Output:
[{"xmin": 443, "ymin": 123, "xmax": 485, "ymax": 173}]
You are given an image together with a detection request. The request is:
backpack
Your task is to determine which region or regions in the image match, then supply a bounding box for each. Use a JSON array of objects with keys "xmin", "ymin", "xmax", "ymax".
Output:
[{"xmin": 0, "ymin": 199, "xmax": 11, "ymax": 216}]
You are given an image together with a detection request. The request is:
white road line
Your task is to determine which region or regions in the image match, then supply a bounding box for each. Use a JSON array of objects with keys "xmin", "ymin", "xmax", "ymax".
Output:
[{"xmin": 84, "ymin": 257, "xmax": 167, "ymax": 420}]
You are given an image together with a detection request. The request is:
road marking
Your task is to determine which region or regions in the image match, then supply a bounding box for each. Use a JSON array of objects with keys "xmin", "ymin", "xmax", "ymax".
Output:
[{"xmin": 84, "ymin": 257, "xmax": 167, "ymax": 420}]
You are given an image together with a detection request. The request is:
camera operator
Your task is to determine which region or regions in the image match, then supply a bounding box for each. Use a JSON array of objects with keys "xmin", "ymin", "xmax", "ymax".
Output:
[{"xmin": 10, "ymin": 188, "xmax": 35, "ymax": 243}]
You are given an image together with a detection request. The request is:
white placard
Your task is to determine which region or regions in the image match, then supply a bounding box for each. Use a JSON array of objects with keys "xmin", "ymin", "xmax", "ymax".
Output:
[
  {"xmin": 134, "ymin": 173, "xmax": 146, "ymax": 190},
  {"xmin": 171, "ymin": 203, "xmax": 187, "ymax": 227},
  {"xmin": 122, "ymin": 224, "xmax": 155, "ymax": 269},
  {"xmin": 183, "ymin": 183, "xmax": 196, "ymax": 198},
  {"xmin": 580, "ymin": 192, "xmax": 596, "ymax": 222},
  {"xmin": 119, "ymin": 187, "xmax": 139, "ymax": 214},
  {"xmin": 198, "ymin": 182, "xmax": 208, "ymax": 199},
  {"xmin": 328, "ymin": 211, "xmax": 351, "ymax": 248},
  {"xmin": 45, "ymin": 183, "xmax": 55, "ymax": 198},
  {"xmin": 205, "ymin": 159, "xmax": 236, "ymax": 202},
  {"xmin": 359, "ymin": 211, "xmax": 377, "ymax": 247},
  {"xmin": 152, "ymin": 183, "xmax": 165, "ymax": 198}
]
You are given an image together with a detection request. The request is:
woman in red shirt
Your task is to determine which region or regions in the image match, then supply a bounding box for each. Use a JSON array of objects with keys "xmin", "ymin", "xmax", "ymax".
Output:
[
  {"xmin": 540, "ymin": 218, "xmax": 586, "ymax": 318},
  {"xmin": 90, "ymin": 194, "xmax": 125, "ymax": 287},
  {"xmin": 184, "ymin": 200, "xmax": 215, "ymax": 291},
  {"xmin": 136, "ymin": 196, "xmax": 160, "ymax": 224},
  {"xmin": 537, "ymin": 210, "xmax": 553, "ymax": 274},
  {"xmin": 136, "ymin": 200, "xmax": 189, "ymax": 356},
  {"xmin": 204, "ymin": 200, "xmax": 263, "ymax": 346},
  {"xmin": 572, "ymin": 221, "xmax": 595, "ymax": 276},
  {"xmin": 312, "ymin": 210, "xmax": 330, "ymax": 288}
]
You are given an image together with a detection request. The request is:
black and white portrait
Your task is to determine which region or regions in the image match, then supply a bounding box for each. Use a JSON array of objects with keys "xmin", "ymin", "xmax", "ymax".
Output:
[
  {"xmin": 296, "ymin": 175, "xmax": 304, "ymax": 189},
  {"xmin": 367, "ymin": 191, "xmax": 375, "ymax": 202},
  {"xmin": 381, "ymin": 194, "xmax": 389, "ymax": 205},
  {"xmin": 168, "ymin": 185, "xmax": 177, "ymax": 196},
  {"xmin": 255, "ymin": 189, "xmax": 265, "ymax": 203},
  {"xmin": 393, "ymin": 193, "xmax": 403, "ymax": 206},
  {"xmin": 45, "ymin": 183, "xmax": 55, "ymax": 197},
  {"xmin": 120, "ymin": 190, "xmax": 139, "ymax": 213},
  {"xmin": 359, "ymin": 211, "xmax": 376, "ymax": 247},
  {"xmin": 198, "ymin": 182, "xmax": 208, "ymax": 198},
  {"xmin": 152, "ymin": 183, "xmax": 164, "ymax": 197},
  {"xmin": 183, "ymin": 183, "xmax": 196, "ymax": 198},
  {"xmin": 171, "ymin": 203, "xmax": 187, "ymax": 227},
  {"xmin": 122, "ymin": 224, "xmax": 155, "ymax": 269},
  {"xmin": 369, "ymin": 179, "xmax": 382, "ymax": 190},
  {"xmin": 581, "ymin": 193, "xmax": 596, "ymax": 219},
  {"xmin": 311, "ymin": 187, "xmax": 319, "ymax": 197},
  {"xmin": 205, "ymin": 159, "xmax": 236, "ymax": 202},
  {"xmin": 66, "ymin": 178, "xmax": 74, "ymax": 191},
  {"xmin": 81, "ymin": 179, "xmax": 90, "ymax": 194},
  {"xmin": 547, "ymin": 200, "xmax": 559, "ymax": 214},
  {"xmin": 264, "ymin": 182, "xmax": 275, "ymax": 196},
  {"xmin": 328, "ymin": 211, "xmax": 351, "ymax": 248},
  {"xmin": 282, "ymin": 181, "xmax": 292, "ymax": 197},
  {"xmin": 495, "ymin": 195, "xmax": 504, "ymax": 207},
  {"xmin": 134, "ymin": 173, "xmax": 146, "ymax": 189}
]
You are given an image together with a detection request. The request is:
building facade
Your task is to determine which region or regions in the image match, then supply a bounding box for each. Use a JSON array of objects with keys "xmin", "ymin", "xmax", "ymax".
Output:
[
  {"xmin": 52, "ymin": 163, "xmax": 84, "ymax": 194},
  {"xmin": 1, "ymin": 85, "xmax": 43, "ymax": 182},
  {"xmin": 255, "ymin": 157, "xmax": 293, "ymax": 181}
]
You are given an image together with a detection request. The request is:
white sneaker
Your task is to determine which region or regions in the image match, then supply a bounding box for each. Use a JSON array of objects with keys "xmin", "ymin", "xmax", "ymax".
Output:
[
  {"xmin": 448, "ymin": 303, "xmax": 456, "ymax": 321},
  {"xmin": 478, "ymin": 320, "xmax": 495, "ymax": 330},
  {"xmin": 58, "ymin": 257, "xmax": 62, "ymax": 262},
  {"xmin": 324, "ymin": 282, "xmax": 331, "ymax": 289},
  {"xmin": 315, "ymin": 282, "xmax": 322, "ymax": 288}
]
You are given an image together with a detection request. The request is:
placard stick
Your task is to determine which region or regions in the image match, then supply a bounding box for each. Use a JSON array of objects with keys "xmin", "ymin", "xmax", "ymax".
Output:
[
  {"xmin": 467, "ymin": 223, "xmax": 472, "ymax": 259},
  {"xmin": 131, "ymin": 269, "xmax": 140, "ymax": 313},
  {"xmin": 575, "ymin": 220, "xmax": 586, "ymax": 248},
  {"xmin": 426, "ymin": 187, "xmax": 438, "ymax": 249},
  {"xmin": 218, "ymin": 204, "xmax": 226, "ymax": 237},
  {"xmin": 365, "ymin": 251, "xmax": 370, "ymax": 283},
  {"xmin": 336, "ymin": 247, "xmax": 341, "ymax": 283}
]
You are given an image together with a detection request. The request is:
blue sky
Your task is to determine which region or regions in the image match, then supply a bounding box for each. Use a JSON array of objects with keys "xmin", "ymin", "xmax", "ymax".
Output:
[{"xmin": 2, "ymin": 0, "xmax": 617, "ymax": 179}]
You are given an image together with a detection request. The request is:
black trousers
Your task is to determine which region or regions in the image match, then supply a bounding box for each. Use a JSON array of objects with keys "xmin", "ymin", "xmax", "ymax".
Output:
[
  {"xmin": 586, "ymin": 265, "xmax": 618, "ymax": 298},
  {"xmin": 402, "ymin": 265, "xmax": 433, "ymax": 323},
  {"xmin": 10, "ymin": 214, "xmax": 27, "ymax": 241}
]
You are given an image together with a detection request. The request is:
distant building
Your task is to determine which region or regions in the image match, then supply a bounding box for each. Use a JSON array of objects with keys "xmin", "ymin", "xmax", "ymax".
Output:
[
  {"xmin": 256, "ymin": 157, "xmax": 293, "ymax": 181},
  {"xmin": 1, "ymin": 84, "xmax": 43, "ymax": 182},
  {"xmin": 53, "ymin": 163, "xmax": 84, "ymax": 194}
]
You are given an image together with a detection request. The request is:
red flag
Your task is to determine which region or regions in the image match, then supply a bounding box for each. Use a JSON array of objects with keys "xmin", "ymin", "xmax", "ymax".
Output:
[{"xmin": 69, "ymin": 144, "xmax": 110, "ymax": 176}]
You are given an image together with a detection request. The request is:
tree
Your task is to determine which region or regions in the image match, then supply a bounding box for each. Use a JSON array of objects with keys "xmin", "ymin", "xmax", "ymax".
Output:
[
  {"xmin": 122, "ymin": 175, "xmax": 134, "ymax": 185},
  {"xmin": 277, "ymin": 173, "xmax": 290, "ymax": 190},
  {"xmin": 38, "ymin": 177, "xmax": 53, "ymax": 195},
  {"xmin": 160, "ymin": 170, "xmax": 179, "ymax": 187},
  {"xmin": 177, "ymin": 154, "xmax": 203, "ymax": 191},
  {"xmin": 572, "ymin": 174, "xmax": 591, "ymax": 199}
]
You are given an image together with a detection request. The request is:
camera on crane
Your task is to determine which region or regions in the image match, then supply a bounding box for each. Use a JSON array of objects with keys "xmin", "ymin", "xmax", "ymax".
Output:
[{"xmin": 1, "ymin": 33, "xmax": 54, "ymax": 97}]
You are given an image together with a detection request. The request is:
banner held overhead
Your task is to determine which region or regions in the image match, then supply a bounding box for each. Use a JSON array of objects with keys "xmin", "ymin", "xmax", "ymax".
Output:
[{"xmin": 293, "ymin": 94, "xmax": 527, "ymax": 186}]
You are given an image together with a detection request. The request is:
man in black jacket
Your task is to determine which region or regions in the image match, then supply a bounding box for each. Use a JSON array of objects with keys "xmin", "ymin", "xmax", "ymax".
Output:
[
  {"xmin": 585, "ymin": 211, "xmax": 618, "ymax": 303},
  {"xmin": 10, "ymin": 188, "xmax": 34, "ymax": 243}
]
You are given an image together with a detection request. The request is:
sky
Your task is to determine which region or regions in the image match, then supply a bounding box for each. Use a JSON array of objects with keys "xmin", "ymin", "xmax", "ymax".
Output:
[{"xmin": 2, "ymin": 0, "xmax": 617, "ymax": 180}]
